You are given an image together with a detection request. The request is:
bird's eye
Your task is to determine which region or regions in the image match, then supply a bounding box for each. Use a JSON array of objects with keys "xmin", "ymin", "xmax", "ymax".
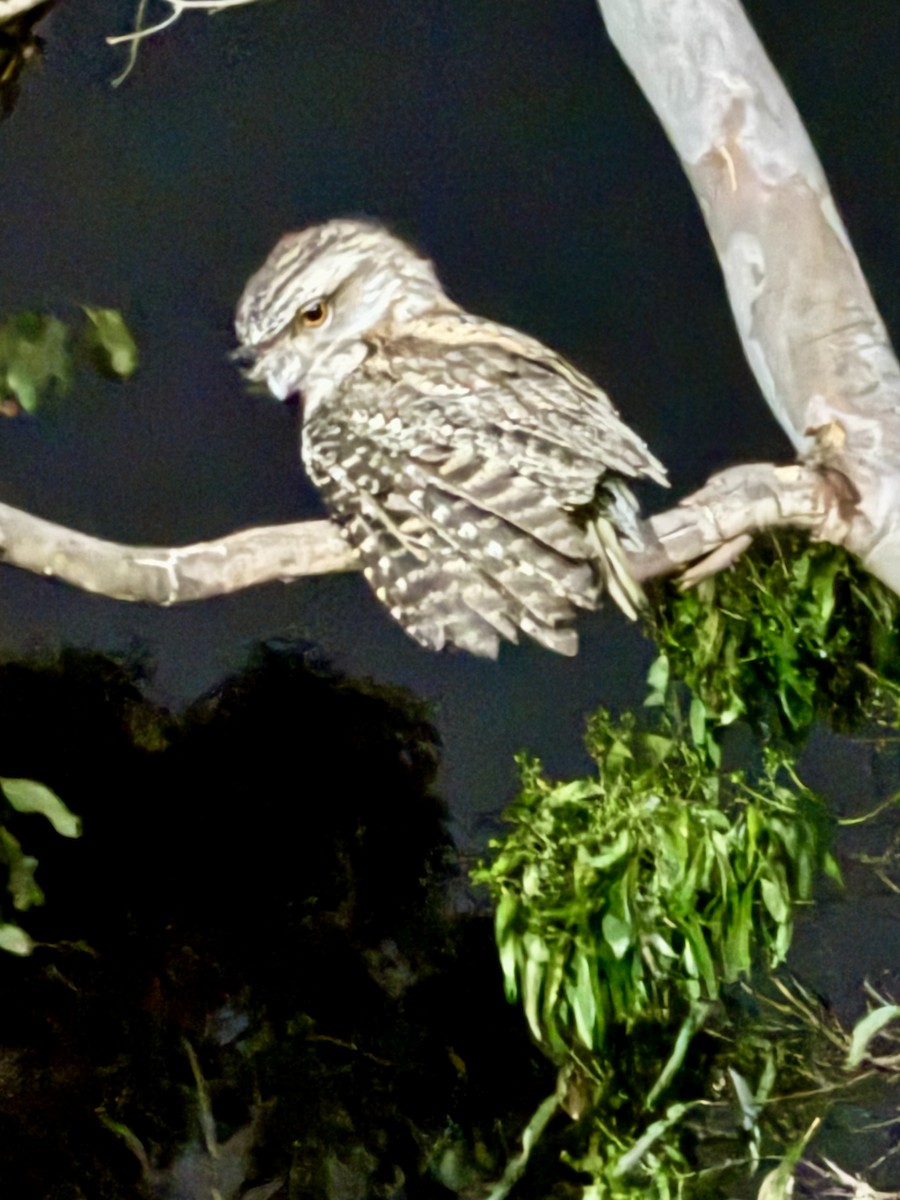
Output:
[{"xmin": 295, "ymin": 300, "xmax": 329, "ymax": 329}]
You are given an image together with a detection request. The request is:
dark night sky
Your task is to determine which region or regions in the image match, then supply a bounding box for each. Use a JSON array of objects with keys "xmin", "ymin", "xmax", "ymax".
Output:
[{"xmin": 0, "ymin": 0, "xmax": 897, "ymax": 846}]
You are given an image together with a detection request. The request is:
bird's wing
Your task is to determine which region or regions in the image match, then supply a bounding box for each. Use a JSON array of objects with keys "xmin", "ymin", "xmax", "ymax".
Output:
[
  {"xmin": 302, "ymin": 323, "xmax": 664, "ymax": 653},
  {"xmin": 375, "ymin": 314, "xmax": 669, "ymax": 493},
  {"xmin": 304, "ymin": 401, "xmax": 598, "ymax": 656}
]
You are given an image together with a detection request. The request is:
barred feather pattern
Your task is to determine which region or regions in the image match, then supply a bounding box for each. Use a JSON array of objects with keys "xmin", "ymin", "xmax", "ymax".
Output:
[{"xmin": 234, "ymin": 219, "xmax": 667, "ymax": 657}]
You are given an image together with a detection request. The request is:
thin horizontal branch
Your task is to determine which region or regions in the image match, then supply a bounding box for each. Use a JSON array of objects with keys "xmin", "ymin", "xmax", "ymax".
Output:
[
  {"xmin": 0, "ymin": 502, "xmax": 354, "ymax": 605},
  {"xmin": 0, "ymin": 460, "xmax": 843, "ymax": 607}
]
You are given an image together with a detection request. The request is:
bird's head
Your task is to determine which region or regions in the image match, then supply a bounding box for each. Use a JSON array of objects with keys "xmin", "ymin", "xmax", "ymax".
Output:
[{"xmin": 233, "ymin": 219, "xmax": 445, "ymax": 408}]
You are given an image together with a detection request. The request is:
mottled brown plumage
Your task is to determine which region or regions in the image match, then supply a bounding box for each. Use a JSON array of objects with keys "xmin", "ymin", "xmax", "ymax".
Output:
[{"xmin": 234, "ymin": 219, "xmax": 667, "ymax": 656}]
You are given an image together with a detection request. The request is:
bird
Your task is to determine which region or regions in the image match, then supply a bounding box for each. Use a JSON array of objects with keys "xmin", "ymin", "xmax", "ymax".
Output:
[{"xmin": 233, "ymin": 219, "xmax": 667, "ymax": 657}]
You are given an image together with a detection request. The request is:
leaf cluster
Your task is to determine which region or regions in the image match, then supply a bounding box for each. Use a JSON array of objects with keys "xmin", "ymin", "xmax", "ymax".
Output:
[
  {"xmin": 474, "ymin": 533, "xmax": 900, "ymax": 1197},
  {"xmin": 0, "ymin": 776, "xmax": 81, "ymax": 955},
  {"xmin": 648, "ymin": 535, "xmax": 900, "ymax": 740},
  {"xmin": 0, "ymin": 306, "xmax": 138, "ymax": 414},
  {"xmin": 473, "ymin": 708, "xmax": 837, "ymax": 1074}
]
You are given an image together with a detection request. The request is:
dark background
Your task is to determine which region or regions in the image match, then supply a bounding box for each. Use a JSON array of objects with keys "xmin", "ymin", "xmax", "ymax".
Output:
[{"xmin": 0, "ymin": 0, "xmax": 897, "ymax": 849}]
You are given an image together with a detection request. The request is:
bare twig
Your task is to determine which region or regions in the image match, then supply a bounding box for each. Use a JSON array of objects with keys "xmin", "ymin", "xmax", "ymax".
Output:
[{"xmin": 107, "ymin": 0, "xmax": 264, "ymax": 86}]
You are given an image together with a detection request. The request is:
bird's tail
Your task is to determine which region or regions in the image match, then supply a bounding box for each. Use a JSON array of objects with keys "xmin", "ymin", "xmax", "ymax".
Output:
[{"xmin": 587, "ymin": 480, "xmax": 646, "ymax": 620}]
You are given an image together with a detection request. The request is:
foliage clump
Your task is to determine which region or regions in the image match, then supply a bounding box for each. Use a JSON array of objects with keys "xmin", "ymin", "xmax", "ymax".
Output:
[
  {"xmin": 474, "ymin": 696, "xmax": 846, "ymax": 1196},
  {"xmin": 0, "ymin": 776, "xmax": 81, "ymax": 955},
  {"xmin": 0, "ymin": 306, "xmax": 137, "ymax": 414},
  {"xmin": 474, "ymin": 534, "xmax": 900, "ymax": 1198},
  {"xmin": 0, "ymin": 647, "xmax": 541, "ymax": 1200},
  {"xmin": 477, "ymin": 713, "xmax": 837, "ymax": 1072},
  {"xmin": 650, "ymin": 534, "xmax": 900, "ymax": 740}
]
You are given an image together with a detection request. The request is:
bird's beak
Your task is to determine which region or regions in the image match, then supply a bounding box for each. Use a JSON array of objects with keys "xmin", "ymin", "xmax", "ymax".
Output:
[{"xmin": 228, "ymin": 345, "xmax": 258, "ymax": 367}]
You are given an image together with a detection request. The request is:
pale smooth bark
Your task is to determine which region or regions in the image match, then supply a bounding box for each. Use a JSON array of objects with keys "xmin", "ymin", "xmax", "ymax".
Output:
[
  {"xmin": 0, "ymin": 463, "xmax": 832, "ymax": 604},
  {"xmin": 0, "ymin": 504, "xmax": 353, "ymax": 604}
]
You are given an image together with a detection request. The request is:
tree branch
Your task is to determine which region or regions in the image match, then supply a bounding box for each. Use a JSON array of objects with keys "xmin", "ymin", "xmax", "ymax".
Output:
[
  {"xmin": 0, "ymin": 503, "xmax": 353, "ymax": 604},
  {"xmin": 637, "ymin": 462, "xmax": 850, "ymax": 585},
  {"xmin": 596, "ymin": 0, "xmax": 900, "ymax": 591},
  {"xmin": 0, "ymin": 460, "xmax": 844, "ymax": 607}
]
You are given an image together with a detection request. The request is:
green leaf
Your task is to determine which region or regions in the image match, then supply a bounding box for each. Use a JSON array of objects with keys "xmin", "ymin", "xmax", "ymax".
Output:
[
  {"xmin": 0, "ymin": 312, "xmax": 71, "ymax": 412},
  {"xmin": 80, "ymin": 306, "xmax": 139, "ymax": 379},
  {"xmin": 822, "ymin": 851, "xmax": 843, "ymax": 886},
  {"xmin": 641, "ymin": 733, "xmax": 673, "ymax": 766},
  {"xmin": 523, "ymin": 954, "xmax": 545, "ymax": 1042},
  {"xmin": 682, "ymin": 922, "xmax": 718, "ymax": 998},
  {"xmin": 570, "ymin": 952, "xmax": 598, "ymax": 1049},
  {"xmin": 0, "ymin": 778, "xmax": 81, "ymax": 838},
  {"xmin": 601, "ymin": 912, "xmax": 632, "ymax": 960},
  {"xmin": 756, "ymin": 1118, "xmax": 820, "ymax": 1200},
  {"xmin": 722, "ymin": 883, "xmax": 754, "ymax": 979},
  {"xmin": 522, "ymin": 932, "xmax": 550, "ymax": 964},
  {"xmin": 728, "ymin": 1067, "xmax": 761, "ymax": 1132},
  {"xmin": 846, "ymin": 1004, "xmax": 900, "ymax": 1069},
  {"xmin": 483, "ymin": 1089, "xmax": 561, "ymax": 1200},
  {"xmin": 768, "ymin": 909, "xmax": 792, "ymax": 963},
  {"xmin": 646, "ymin": 1003, "xmax": 709, "ymax": 1109},
  {"xmin": 549, "ymin": 776, "xmax": 601, "ymax": 803},
  {"xmin": 655, "ymin": 820, "xmax": 689, "ymax": 889},
  {"xmin": 689, "ymin": 696, "xmax": 706, "ymax": 746},
  {"xmin": 645, "ymin": 655, "xmax": 669, "ymax": 706},
  {"xmin": 604, "ymin": 738, "xmax": 632, "ymax": 775},
  {"xmin": 760, "ymin": 875, "xmax": 789, "ymax": 924},
  {"xmin": 495, "ymin": 890, "xmax": 519, "ymax": 944},
  {"xmin": 611, "ymin": 1103, "xmax": 691, "ymax": 1178},
  {"xmin": 498, "ymin": 935, "xmax": 518, "ymax": 1002},
  {"xmin": 580, "ymin": 828, "xmax": 631, "ymax": 871},
  {"xmin": 0, "ymin": 921, "xmax": 34, "ymax": 956},
  {"xmin": 540, "ymin": 951, "xmax": 567, "ymax": 1057},
  {"xmin": 0, "ymin": 828, "xmax": 43, "ymax": 911},
  {"xmin": 646, "ymin": 654, "xmax": 670, "ymax": 694}
]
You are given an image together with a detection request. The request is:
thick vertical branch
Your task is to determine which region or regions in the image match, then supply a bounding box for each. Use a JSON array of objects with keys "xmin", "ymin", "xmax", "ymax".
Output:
[{"xmin": 597, "ymin": 0, "xmax": 900, "ymax": 591}]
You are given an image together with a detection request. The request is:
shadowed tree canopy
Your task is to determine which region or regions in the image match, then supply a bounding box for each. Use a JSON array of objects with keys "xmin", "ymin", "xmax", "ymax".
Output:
[{"xmin": 0, "ymin": 646, "xmax": 563, "ymax": 1200}]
